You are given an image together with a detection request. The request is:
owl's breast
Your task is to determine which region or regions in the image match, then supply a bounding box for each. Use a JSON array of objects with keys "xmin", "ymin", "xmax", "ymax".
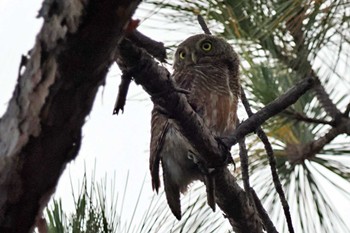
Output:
[
  {"xmin": 190, "ymin": 67, "xmax": 238, "ymax": 136},
  {"xmin": 200, "ymin": 92, "xmax": 238, "ymax": 137},
  {"xmin": 173, "ymin": 65, "xmax": 239, "ymax": 136}
]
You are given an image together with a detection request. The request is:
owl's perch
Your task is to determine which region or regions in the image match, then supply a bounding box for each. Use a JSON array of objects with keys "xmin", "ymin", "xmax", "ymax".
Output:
[
  {"xmin": 116, "ymin": 38, "xmax": 314, "ymax": 167},
  {"xmin": 117, "ymin": 38, "xmax": 231, "ymax": 168},
  {"xmin": 221, "ymin": 77, "xmax": 314, "ymax": 146},
  {"xmin": 116, "ymin": 38, "xmax": 314, "ymax": 232},
  {"xmin": 239, "ymin": 88, "xmax": 294, "ymax": 233}
]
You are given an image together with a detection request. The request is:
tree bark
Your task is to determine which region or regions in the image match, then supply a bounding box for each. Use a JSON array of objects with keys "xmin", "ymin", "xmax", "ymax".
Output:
[{"xmin": 0, "ymin": 0, "xmax": 140, "ymax": 232}]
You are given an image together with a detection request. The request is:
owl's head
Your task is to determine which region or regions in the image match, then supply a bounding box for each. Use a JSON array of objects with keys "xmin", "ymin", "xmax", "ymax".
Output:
[{"xmin": 173, "ymin": 34, "xmax": 238, "ymax": 70}]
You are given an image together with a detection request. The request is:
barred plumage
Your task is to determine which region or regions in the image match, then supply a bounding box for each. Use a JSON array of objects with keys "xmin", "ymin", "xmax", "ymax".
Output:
[{"xmin": 150, "ymin": 34, "xmax": 240, "ymax": 219}]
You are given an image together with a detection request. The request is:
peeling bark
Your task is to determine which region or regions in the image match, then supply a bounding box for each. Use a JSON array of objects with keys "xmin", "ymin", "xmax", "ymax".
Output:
[{"xmin": 0, "ymin": 0, "xmax": 140, "ymax": 232}]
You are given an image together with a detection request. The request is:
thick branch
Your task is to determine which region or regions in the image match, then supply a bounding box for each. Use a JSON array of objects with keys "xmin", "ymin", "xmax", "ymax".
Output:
[
  {"xmin": 214, "ymin": 168, "xmax": 263, "ymax": 233},
  {"xmin": 115, "ymin": 34, "xmax": 318, "ymax": 231},
  {"xmin": 0, "ymin": 0, "xmax": 140, "ymax": 232},
  {"xmin": 117, "ymin": 38, "xmax": 230, "ymax": 168},
  {"xmin": 127, "ymin": 30, "xmax": 167, "ymax": 62},
  {"xmin": 116, "ymin": 39, "xmax": 264, "ymax": 232}
]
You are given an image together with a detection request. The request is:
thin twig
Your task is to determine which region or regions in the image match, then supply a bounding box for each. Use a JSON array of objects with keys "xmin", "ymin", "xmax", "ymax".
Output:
[
  {"xmin": 240, "ymin": 88, "xmax": 295, "ymax": 233},
  {"xmin": 222, "ymin": 77, "xmax": 314, "ymax": 146},
  {"xmin": 197, "ymin": 15, "xmax": 212, "ymax": 35},
  {"xmin": 283, "ymin": 110, "xmax": 335, "ymax": 126},
  {"xmin": 250, "ymin": 188, "xmax": 279, "ymax": 233},
  {"xmin": 113, "ymin": 29, "xmax": 168, "ymax": 115},
  {"xmin": 238, "ymin": 124, "xmax": 250, "ymax": 192},
  {"xmin": 257, "ymin": 129, "xmax": 294, "ymax": 233},
  {"xmin": 344, "ymin": 102, "xmax": 350, "ymax": 116},
  {"xmin": 312, "ymin": 74, "xmax": 343, "ymax": 120},
  {"xmin": 113, "ymin": 72, "xmax": 132, "ymax": 115}
]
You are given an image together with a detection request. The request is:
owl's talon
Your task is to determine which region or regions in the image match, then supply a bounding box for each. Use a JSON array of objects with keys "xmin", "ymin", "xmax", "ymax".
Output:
[
  {"xmin": 174, "ymin": 87, "xmax": 191, "ymax": 95},
  {"xmin": 153, "ymin": 105, "xmax": 171, "ymax": 118},
  {"xmin": 187, "ymin": 151, "xmax": 213, "ymax": 175},
  {"xmin": 215, "ymin": 137, "xmax": 234, "ymax": 166},
  {"xmin": 187, "ymin": 150, "xmax": 200, "ymax": 164}
]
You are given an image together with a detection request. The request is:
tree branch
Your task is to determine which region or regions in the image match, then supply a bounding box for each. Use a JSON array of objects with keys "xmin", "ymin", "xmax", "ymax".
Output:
[
  {"xmin": 127, "ymin": 29, "xmax": 167, "ymax": 62},
  {"xmin": 113, "ymin": 30, "xmax": 167, "ymax": 115},
  {"xmin": 222, "ymin": 77, "xmax": 314, "ymax": 147},
  {"xmin": 283, "ymin": 110, "xmax": 335, "ymax": 126},
  {"xmin": 312, "ymin": 73, "xmax": 343, "ymax": 121},
  {"xmin": 287, "ymin": 116, "xmax": 350, "ymax": 164},
  {"xmin": 116, "ymin": 38, "xmax": 264, "ymax": 232},
  {"xmin": 113, "ymin": 72, "xmax": 132, "ymax": 115},
  {"xmin": 250, "ymin": 188, "xmax": 279, "ymax": 233},
  {"xmin": 115, "ymin": 35, "xmax": 315, "ymax": 232},
  {"xmin": 240, "ymin": 88, "xmax": 294, "ymax": 233},
  {"xmin": 0, "ymin": 0, "xmax": 140, "ymax": 232},
  {"xmin": 117, "ymin": 38, "xmax": 230, "ymax": 168}
]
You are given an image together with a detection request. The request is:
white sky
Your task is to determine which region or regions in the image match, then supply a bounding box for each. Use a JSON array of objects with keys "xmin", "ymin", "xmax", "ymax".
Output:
[{"xmin": 1, "ymin": 1, "xmax": 350, "ymax": 232}]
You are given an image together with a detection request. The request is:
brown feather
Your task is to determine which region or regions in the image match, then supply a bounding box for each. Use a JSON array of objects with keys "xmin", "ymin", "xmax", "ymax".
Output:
[
  {"xmin": 149, "ymin": 108, "xmax": 169, "ymax": 192},
  {"xmin": 162, "ymin": 160, "xmax": 182, "ymax": 220},
  {"xmin": 149, "ymin": 34, "xmax": 240, "ymax": 220}
]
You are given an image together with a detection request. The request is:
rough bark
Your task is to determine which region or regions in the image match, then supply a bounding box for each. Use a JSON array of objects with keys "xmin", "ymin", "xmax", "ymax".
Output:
[{"xmin": 0, "ymin": 0, "xmax": 140, "ymax": 232}]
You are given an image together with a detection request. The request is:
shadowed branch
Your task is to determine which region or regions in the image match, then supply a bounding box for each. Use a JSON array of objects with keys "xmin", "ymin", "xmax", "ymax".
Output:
[{"xmin": 115, "ymin": 36, "xmax": 314, "ymax": 232}]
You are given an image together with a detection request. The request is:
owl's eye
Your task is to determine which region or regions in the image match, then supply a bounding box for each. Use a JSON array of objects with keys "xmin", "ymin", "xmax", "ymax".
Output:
[
  {"xmin": 201, "ymin": 41, "xmax": 212, "ymax": 51},
  {"xmin": 179, "ymin": 51, "xmax": 186, "ymax": 60}
]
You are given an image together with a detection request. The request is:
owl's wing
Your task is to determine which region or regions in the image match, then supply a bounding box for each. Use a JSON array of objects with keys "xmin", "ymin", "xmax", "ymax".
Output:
[
  {"xmin": 150, "ymin": 107, "xmax": 183, "ymax": 220},
  {"xmin": 149, "ymin": 107, "xmax": 169, "ymax": 193},
  {"xmin": 173, "ymin": 71, "xmax": 204, "ymax": 115}
]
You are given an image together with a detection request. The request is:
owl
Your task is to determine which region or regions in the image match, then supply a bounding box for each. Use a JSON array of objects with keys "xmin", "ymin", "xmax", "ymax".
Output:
[{"xmin": 150, "ymin": 34, "xmax": 240, "ymax": 220}]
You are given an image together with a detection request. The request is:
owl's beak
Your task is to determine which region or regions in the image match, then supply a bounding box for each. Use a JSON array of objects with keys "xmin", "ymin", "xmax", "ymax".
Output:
[{"xmin": 191, "ymin": 52, "xmax": 198, "ymax": 64}]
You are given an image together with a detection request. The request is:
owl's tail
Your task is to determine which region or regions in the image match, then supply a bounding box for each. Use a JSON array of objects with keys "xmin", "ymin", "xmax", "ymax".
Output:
[{"xmin": 162, "ymin": 162, "xmax": 182, "ymax": 220}]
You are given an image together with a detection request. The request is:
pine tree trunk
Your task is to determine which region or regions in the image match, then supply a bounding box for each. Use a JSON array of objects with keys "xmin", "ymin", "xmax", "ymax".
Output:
[{"xmin": 0, "ymin": 1, "xmax": 140, "ymax": 232}]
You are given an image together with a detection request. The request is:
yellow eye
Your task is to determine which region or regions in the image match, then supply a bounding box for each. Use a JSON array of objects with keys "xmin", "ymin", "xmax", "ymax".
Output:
[
  {"xmin": 179, "ymin": 51, "xmax": 186, "ymax": 59},
  {"xmin": 201, "ymin": 42, "xmax": 212, "ymax": 51}
]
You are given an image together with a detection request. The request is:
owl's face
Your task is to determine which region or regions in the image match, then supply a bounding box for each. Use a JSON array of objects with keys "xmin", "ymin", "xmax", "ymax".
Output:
[{"xmin": 173, "ymin": 34, "xmax": 236, "ymax": 70}]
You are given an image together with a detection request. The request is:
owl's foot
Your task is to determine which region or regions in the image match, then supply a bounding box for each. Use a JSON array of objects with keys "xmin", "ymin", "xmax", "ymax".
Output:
[
  {"xmin": 187, "ymin": 151, "xmax": 216, "ymax": 211},
  {"xmin": 153, "ymin": 105, "xmax": 169, "ymax": 117},
  {"xmin": 215, "ymin": 137, "xmax": 235, "ymax": 169}
]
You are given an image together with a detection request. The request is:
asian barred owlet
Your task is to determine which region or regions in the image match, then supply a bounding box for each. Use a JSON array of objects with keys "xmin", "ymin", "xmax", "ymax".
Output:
[{"xmin": 150, "ymin": 34, "xmax": 240, "ymax": 220}]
